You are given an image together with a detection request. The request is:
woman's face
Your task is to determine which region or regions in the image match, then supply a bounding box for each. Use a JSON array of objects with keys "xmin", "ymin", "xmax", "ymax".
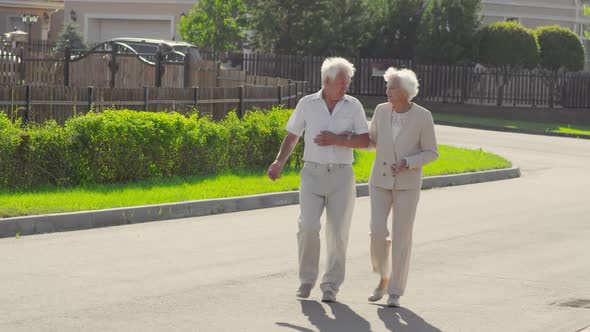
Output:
[{"xmin": 386, "ymin": 78, "xmax": 407, "ymax": 104}]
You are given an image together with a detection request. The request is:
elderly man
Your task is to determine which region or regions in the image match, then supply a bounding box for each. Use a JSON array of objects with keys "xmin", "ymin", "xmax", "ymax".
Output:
[{"xmin": 267, "ymin": 57, "xmax": 370, "ymax": 303}]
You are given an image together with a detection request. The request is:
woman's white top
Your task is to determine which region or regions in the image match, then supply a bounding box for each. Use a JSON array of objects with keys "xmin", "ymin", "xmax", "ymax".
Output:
[{"xmin": 390, "ymin": 108, "xmax": 408, "ymax": 142}]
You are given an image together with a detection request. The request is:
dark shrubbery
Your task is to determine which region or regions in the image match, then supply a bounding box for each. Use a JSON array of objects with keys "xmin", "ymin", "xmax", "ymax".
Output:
[
  {"xmin": 535, "ymin": 25, "xmax": 585, "ymax": 72},
  {"xmin": 475, "ymin": 21, "xmax": 539, "ymax": 69},
  {"xmin": 0, "ymin": 107, "xmax": 303, "ymax": 190}
]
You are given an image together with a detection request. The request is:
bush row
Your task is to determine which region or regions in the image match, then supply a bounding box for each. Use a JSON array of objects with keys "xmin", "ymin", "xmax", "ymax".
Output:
[{"xmin": 0, "ymin": 107, "xmax": 303, "ymax": 189}]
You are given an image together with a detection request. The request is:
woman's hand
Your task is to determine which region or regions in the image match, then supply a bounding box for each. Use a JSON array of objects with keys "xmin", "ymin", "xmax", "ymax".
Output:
[{"xmin": 391, "ymin": 159, "xmax": 408, "ymax": 175}]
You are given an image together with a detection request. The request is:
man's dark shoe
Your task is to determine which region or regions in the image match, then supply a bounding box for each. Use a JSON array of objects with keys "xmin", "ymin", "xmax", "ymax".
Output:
[{"xmin": 321, "ymin": 289, "xmax": 337, "ymax": 302}]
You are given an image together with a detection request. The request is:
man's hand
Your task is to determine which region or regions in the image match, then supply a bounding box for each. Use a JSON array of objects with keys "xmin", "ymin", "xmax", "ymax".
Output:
[
  {"xmin": 391, "ymin": 159, "xmax": 408, "ymax": 176},
  {"xmin": 267, "ymin": 160, "xmax": 284, "ymax": 181},
  {"xmin": 314, "ymin": 131, "xmax": 341, "ymax": 146}
]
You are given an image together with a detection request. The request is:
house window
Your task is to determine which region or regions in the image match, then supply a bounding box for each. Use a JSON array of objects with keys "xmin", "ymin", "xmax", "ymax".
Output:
[
  {"xmin": 506, "ymin": 17, "xmax": 520, "ymax": 23},
  {"xmin": 7, "ymin": 15, "xmax": 25, "ymax": 32}
]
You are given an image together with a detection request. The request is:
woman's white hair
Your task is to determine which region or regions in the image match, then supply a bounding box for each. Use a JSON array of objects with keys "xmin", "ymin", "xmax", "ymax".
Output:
[
  {"xmin": 321, "ymin": 57, "xmax": 355, "ymax": 87},
  {"xmin": 383, "ymin": 67, "xmax": 419, "ymax": 101}
]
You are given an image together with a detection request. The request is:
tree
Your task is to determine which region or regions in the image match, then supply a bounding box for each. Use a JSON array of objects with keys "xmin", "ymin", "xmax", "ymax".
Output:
[
  {"xmin": 475, "ymin": 22, "xmax": 539, "ymax": 105},
  {"xmin": 416, "ymin": 0, "xmax": 482, "ymax": 64},
  {"xmin": 312, "ymin": 0, "xmax": 371, "ymax": 57},
  {"xmin": 55, "ymin": 20, "xmax": 87, "ymax": 52},
  {"xmin": 585, "ymin": 4, "xmax": 590, "ymax": 38},
  {"xmin": 362, "ymin": 0, "xmax": 425, "ymax": 59},
  {"xmin": 536, "ymin": 26, "xmax": 584, "ymax": 72},
  {"xmin": 178, "ymin": 0, "xmax": 247, "ymax": 57},
  {"xmin": 535, "ymin": 25, "xmax": 585, "ymax": 107},
  {"xmin": 246, "ymin": 0, "xmax": 330, "ymax": 55}
]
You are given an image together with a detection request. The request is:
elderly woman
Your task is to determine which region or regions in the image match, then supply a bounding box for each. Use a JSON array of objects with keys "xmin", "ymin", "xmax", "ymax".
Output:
[{"xmin": 366, "ymin": 67, "xmax": 438, "ymax": 307}]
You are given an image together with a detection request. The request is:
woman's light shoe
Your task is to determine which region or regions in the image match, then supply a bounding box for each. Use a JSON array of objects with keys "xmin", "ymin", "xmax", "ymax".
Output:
[
  {"xmin": 387, "ymin": 295, "xmax": 400, "ymax": 307},
  {"xmin": 368, "ymin": 287, "xmax": 387, "ymax": 302}
]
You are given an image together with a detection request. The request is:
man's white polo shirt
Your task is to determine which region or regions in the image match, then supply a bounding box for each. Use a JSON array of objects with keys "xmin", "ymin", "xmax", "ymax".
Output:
[{"xmin": 286, "ymin": 90, "xmax": 369, "ymax": 165}]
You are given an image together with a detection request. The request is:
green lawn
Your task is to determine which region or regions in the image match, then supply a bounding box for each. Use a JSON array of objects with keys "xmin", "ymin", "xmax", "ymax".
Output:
[
  {"xmin": 433, "ymin": 113, "xmax": 590, "ymax": 136},
  {"xmin": 363, "ymin": 106, "xmax": 590, "ymax": 136},
  {"xmin": 0, "ymin": 145, "xmax": 511, "ymax": 218}
]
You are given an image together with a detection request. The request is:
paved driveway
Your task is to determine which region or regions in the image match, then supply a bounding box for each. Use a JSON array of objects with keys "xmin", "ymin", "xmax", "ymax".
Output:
[{"xmin": 1, "ymin": 125, "xmax": 589, "ymax": 332}]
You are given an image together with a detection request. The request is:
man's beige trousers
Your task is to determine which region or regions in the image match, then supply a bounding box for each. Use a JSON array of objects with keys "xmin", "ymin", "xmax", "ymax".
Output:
[
  {"xmin": 298, "ymin": 162, "xmax": 356, "ymax": 294},
  {"xmin": 369, "ymin": 185, "xmax": 420, "ymax": 296}
]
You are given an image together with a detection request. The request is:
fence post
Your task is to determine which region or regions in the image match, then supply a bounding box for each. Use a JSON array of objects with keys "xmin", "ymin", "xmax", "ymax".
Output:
[
  {"xmin": 155, "ymin": 47, "xmax": 164, "ymax": 88},
  {"xmin": 144, "ymin": 87, "xmax": 149, "ymax": 111},
  {"xmin": 64, "ymin": 41, "xmax": 71, "ymax": 87},
  {"xmin": 183, "ymin": 50, "xmax": 192, "ymax": 88},
  {"xmin": 24, "ymin": 84, "xmax": 31, "ymax": 124},
  {"xmin": 87, "ymin": 86, "xmax": 94, "ymax": 111},
  {"xmin": 238, "ymin": 86, "xmax": 244, "ymax": 119},
  {"xmin": 18, "ymin": 47, "xmax": 25, "ymax": 83},
  {"xmin": 110, "ymin": 42, "xmax": 118, "ymax": 88},
  {"xmin": 277, "ymin": 85, "xmax": 282, "ymax": 106},
  {"xmin": 286, "ymin": 80, "xmax": 292, "ymax": 108},
  {"xmin": 216, "ymin": 61, "xmax": 221, "ymax": 87},
  {"xmin": 193, "ymin": 87, "xmax": 198, "ymax": 109},
  {"xmin": 298, "ymin": 56, "xmax": 304, "ymax": 81},
  {"xmin": 353, "ymin": 56, "xmax": 361, "ymax": 95}
]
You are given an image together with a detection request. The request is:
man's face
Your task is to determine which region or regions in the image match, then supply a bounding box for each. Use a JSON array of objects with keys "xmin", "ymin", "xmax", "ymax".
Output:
[{"xmin": 324, "ymin": 72, "xmax": 350, "ymax": 100}]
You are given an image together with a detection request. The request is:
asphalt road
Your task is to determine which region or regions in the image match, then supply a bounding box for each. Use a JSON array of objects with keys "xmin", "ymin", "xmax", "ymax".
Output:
[{"xmin": 1, "ymin": 125, "xmax": 589, "ymax": 332}]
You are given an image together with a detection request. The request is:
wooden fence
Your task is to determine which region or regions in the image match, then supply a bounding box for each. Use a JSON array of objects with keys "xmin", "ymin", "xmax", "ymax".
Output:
[
  {"xmin": 0, "ymin": 45, "xmax": 310, "ymax": 124},
  {"xmin": 0, "ymin": 81, "xmax": 308, "ymax": 124},
  {"xmin": 0, "ymin": 50, "xmax": 20, "ymax": 85},
  {"xmin": 0, "ymin": 45, "xmax": 222, "ymax": 88},
  {"xmin": 5, "ymin": 45, "xmax": 589, "ymax": 108},
  {"xmin": 242, "ymin": 53, "xmax": 590, "ymax": 109}
]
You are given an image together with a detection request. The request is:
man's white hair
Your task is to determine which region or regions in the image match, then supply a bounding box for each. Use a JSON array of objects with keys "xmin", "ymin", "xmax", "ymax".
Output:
[
  {"xmin": 384, "ymin": 67, "xmax": 419, "ymax": 101},
  {"xmin": 321, "ymin": 57, "xmax": 355, "ymax": 87}
]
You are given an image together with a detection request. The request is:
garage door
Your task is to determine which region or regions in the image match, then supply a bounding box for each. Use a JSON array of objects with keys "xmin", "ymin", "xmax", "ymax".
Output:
[{"xmin": 94, "ymin": 18, "xmax": 171, "ymax": 42}]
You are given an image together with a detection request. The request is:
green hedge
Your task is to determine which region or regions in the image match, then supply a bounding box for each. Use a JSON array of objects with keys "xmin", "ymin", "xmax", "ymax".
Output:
[
  {"xmin": 476, "ymin": 21, "xmax": 539, "ymax": 69},
  {"xmin": 0, "ymin": 107, "xmax": 303, "ymax": 189},
  {"xmin": 535, "ymin": 25, "xmax": 585, "ymax": 72}
]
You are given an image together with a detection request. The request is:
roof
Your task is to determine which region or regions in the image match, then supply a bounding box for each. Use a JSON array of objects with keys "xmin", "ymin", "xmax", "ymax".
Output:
[{"xmin": 108, "ymin": 38, "xmax": 193, "ymax": 47}]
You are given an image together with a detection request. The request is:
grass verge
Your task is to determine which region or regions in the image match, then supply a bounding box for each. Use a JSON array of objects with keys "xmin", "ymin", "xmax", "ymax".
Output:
[
  {"xmin": 0, "ymin": 145, "xmax": 511, "ymax": 217},
  {"xmin": 432, "ymin": 113, "xmax": 590, "ymax": 136}
]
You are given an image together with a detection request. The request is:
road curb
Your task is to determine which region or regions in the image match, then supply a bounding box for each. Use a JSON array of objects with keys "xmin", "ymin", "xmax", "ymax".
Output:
[
  {"xmin": 0, "ymin": 167, "xmax": 520, "ymax": 238},
  {"xmin": 434, "ymin": 120, "xmax": 590, "ymax": 140}
]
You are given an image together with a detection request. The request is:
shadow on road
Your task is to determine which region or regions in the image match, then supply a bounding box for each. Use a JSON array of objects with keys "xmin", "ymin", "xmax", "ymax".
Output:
[
  {"xmin": 276, "ymin": 299, "xmax": 372, "ymax": 332},
  {"xmin": 373, "ymin": 303, "xmax": 442, "ymax": 332},
  {"xmin": 275, "ymin": 300, "xmax": 442, "ymax": 332}
]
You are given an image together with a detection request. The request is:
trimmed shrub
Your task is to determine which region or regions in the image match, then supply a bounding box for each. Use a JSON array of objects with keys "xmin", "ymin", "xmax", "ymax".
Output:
[
  {"xmin": 223, "ymin": 107, "xmax": 303, "ymax": 169},
  {"xmin": 0, "ymin": 113, "xmax": 22, "ymax": 188},
  {"xmin": 65, "ymin": 110, "xmax": 187, "ymax": 184},
  {"xmin": 0, "ymin": 107, "xmax": 300, "ymax": 189},
  {"xmin": 535, "ymin": 25, "xmax": 585, "ymax": 72},
  {"xmin": 25, "ymin": 121, "xmax": 72, "ymax": 186},
  {"xmin": 475, "ymin": 21, "xmax": 539, "ymax": 69},
  {"xmin": 174, "ymin": 113, "xmax": 231, "ymax": 176}
]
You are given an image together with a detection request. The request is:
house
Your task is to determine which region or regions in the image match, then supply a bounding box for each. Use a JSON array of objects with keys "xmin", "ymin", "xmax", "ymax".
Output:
[
  {"xmin": 65, "ymin": 0, "xmax": 196, "ymax": 45},
  {"xmin": 0, "ymin": 0, "xmax": 64, "ymax": 42},
  {"xmin": 481, "ymin": 0, "xmax": 590, "ymax": 69}
]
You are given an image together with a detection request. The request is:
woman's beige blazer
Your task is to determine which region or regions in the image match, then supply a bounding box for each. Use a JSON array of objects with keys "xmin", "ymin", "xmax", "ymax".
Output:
[{"xmin": 368, "ymin": 102, "xmax": 438, "ymax": 190}]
